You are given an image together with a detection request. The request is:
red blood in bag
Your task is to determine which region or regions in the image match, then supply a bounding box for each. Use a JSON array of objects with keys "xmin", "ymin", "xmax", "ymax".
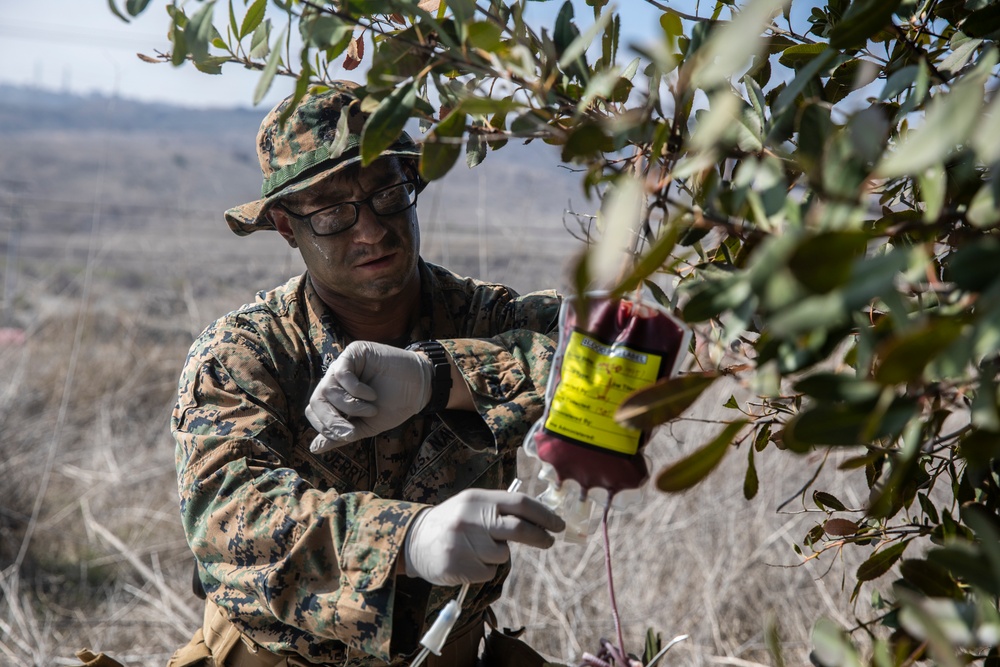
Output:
[{"xmin": 532, "ymin": 296, "xmax": 688, "ymax": 496}]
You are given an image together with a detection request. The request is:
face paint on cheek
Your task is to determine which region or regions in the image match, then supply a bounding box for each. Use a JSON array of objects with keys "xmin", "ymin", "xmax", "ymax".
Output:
[{"xmin": 307, "ymin": 237, "xmax": 332, "ymax": 262}]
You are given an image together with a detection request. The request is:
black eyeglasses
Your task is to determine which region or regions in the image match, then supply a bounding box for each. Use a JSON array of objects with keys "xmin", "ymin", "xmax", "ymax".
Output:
[{"xmin": 278, "ymin": 180, "xmax": 421, "ymax": 236}]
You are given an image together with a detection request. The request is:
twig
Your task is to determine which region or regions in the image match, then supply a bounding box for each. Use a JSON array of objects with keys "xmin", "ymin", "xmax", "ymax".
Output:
[
  {"xmin": 775, "ymin": 450, "xmax": 831, "ymax": 512},
  {"xmin": 602, "ymin": 502, "xmax": 628, "ymax": 663},
  {"xmin": 645, "ymin": 634, "xmax": 689, "ymax": 667},
  {"xmin": 82, "ymin": 506, "xmax": 201, "ymax": 628}
]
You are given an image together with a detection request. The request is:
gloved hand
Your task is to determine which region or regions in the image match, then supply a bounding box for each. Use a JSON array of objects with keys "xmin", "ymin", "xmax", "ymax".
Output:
[
  {"xmin": 403, "ymin": 489, "xmax": 566, "ymax": 586},
  {"xmin": 306, "ymin": 341, "xmax": 432, "ymax": 452}
]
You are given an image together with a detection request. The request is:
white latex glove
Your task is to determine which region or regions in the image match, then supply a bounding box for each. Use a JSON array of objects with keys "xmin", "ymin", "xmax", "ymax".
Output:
[
  {"xmin": 306, "ymin": 341, "xmax": 432, "ymax": 451},
  {"xmin": 403, "ymin": 489, "xmax": 566, "ymax": 586}
]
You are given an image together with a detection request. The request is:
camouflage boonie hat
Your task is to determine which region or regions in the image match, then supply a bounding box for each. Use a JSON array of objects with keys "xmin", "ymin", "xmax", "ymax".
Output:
[{"xmin": 225, "ymin": 80, "xmax": 420, "ymax": 235}]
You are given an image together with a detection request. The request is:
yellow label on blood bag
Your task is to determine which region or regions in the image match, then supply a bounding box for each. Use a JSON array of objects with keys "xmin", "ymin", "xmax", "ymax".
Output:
[{"xmin": 543, "ymin": 330, "xmax": 663, "ymax": 456}]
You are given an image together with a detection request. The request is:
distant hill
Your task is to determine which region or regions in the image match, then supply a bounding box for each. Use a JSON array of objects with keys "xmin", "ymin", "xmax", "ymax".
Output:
[
  {"xmin": 0, "ymin": 84, "xmax": 262, "ymax": 136},
  {"xmin": 0, "ymin": 84, "xmax": 587, "ymax": 293}
]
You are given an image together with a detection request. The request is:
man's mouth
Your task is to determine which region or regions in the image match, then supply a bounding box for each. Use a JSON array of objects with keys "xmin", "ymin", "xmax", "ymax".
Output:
[{"xmin": 356, "ymin": 251, "xmax": 396, "ymax": 268}]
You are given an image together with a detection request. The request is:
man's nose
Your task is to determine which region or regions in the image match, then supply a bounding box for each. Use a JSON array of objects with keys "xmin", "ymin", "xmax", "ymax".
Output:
[{"xmin": 350, "ymin": 202, "xmax": 388, "ymax": 243}]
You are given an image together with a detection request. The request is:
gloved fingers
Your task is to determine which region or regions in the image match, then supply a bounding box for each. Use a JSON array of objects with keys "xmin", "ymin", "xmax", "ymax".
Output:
[
  {"xmin": 492, "ymin": 492, "xmax": 567, "ymax": 533},
  {"xmin": 330, "ymin": 366, "xmax": 378, "ymax": 402},
  {"xmin": 305, "ymin": 404, "xmax": 359, "ymax": 447},
  {"xmin": 459, "ymin": 562, "xmax": 501, "ymax": 585},
  {"xmin": 488, "ymin": 515, "xmax": 558, "ymax": 550},
  {"xmin": 322, "ymin": 385, "xmax": 378, "ymax": 418},
  {"xmin": 432, "ymin": 562, "xmax": 499, "ymax": 587},
  {"xmin": 309, "ymin": 433, "xmax": 345, "ymax": 454},
  {"xmin": 468, "ymin": 534, "xmax": 512, "ymax": 564}
]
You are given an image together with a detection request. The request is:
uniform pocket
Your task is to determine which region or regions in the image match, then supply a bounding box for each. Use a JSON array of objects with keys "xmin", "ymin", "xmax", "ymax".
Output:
[{"xmin": 403, "ymin": 423, "xmax": 502, "ymax": 503}]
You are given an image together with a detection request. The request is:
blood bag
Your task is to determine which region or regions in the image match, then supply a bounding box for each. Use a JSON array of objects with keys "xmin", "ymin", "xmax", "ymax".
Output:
[{"xmin": 524, "ymin": 292, "xmax": 691, "ymax": 541}]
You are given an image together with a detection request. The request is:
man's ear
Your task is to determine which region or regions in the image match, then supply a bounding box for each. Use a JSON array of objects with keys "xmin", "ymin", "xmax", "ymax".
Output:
[{"xmin": 268, "ymin": 206, "xmax": 298, "ymax": 248}]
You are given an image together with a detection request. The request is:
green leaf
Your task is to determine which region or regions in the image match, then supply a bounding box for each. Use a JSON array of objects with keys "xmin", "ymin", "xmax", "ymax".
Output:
[
  {"xmin": 785, "ymin": 398, "xmax": 916, "ymax": 447},
  {"xmin": 326, "ymin": 105, "xmax": 352, "ymax": 163},
  {"xmin": 659, "ymin": 9, "xmax": 683, "ymax": 47},
  {"xmin": 362, "ymin": 82, "xmax": 418, "ymax": 166},
  {"xmin": 973, "ymin": 91, "xmax": 1000, "ymax": 163},
  {"xmin": 108, "ymin": 0, "xmax": 131, "ymax": 23},
  {"xmin": 939, "ymin": 36, "xmax": 983, "ymax": 77},
  {"xmin": 240, "ymin": 0, "xmax": 267, "ymax": 39},
  {"xmin": 562, "ymin": 123, "xmax": 611, "ymax": 162},
  {"xmin": 466, "ymin": 132, "xmax": 486, "ymax": 169},
  {"xmin": 968, "ymin": 181, "xmax": 1000, "ymax": 228},
  {"xmin": 856, "ymin": 540, "xmax": 909, "ymax": 582},
  {"xmin": 959, "ymin": 428, "xmax": 1000, "ymax": 469},
  {"xmin": 777, "ymin": 43, "xmax": 828, "ymax": 69},
  {"xmin": 744, "ymin": 442, "xmax": 759, "ymax": 500},
  {"xmin": 656, "ymin": 420, "xmax": 747, "ymax": 493},
  {"xmin": 767, "ymin": 292, "xmax": 848, "ymax": 337},
  {"xmin": 842, "ymin": 246, "xmax": 919, "ymax": 309},
  {"xmin": 773, "ymin": 47, "xmax": 837, "ymax": 114},
  {"xmin": 963, "ymin": 4, "xmax": 1000, "ymax": 38},
  {"xmin": 186, "ymin": 1, "xmax": 217, "ymax": 65},
  {"xmin": 814, "ymin": 490, "xmax": 849, "ymax": 512},
  {"xmin": 829, "ymin": 0, "xmax": 902, "ymax": 49},
  {"xmin": 877, "ymin": 49, "xmax": 997, "ymax": 178},
  {"xmin": 788, "ymin": 231, "xmax": 868, "ymax": 294},
  {"xmin": 754, "ymin": 423, "xmax": 771, "ymax": 451},
  {"xmin": 874, "ymin": 319, "xmax": 965, "ymax": 384},
  {"xmin": 253, "ymin": 25, "xmax": 287, "ymax": 105},
  {"xmin": 419, "ymin": 107, "xmax": 466, "ymax": 180},
  {"xmin": 616, "ymin": 373, "xmax": 719, "ymax": 430},
  {"xmin": 917, "ymin": 166, "xmax": 947, "ymax": 223},
  {"xmin": 879, "ymin": 64, "xmax": 918, "ymax": 101},
  {"xmin": 557, "ymin": 3, "xmax": 613, "ymax": 71},
  {"xmin": 125, "ymin": 0, "xmax": 153, "ymax": 17},
  {"xmin": 249, "ymin": 19, "xmax": 271, "ymax": 59},
  {"xmin": 794, "ymin": 373, "xmax": 882, "ymax": 404},
  {"xmin": 591, "ymin": 175, "xmax": 644, "ymax": 288},
  {"xmin": 193, "ymin": 55, "xmax": 229, "ymax": 75},
  {"xmin": 610, "ymin": 216, "xmax": 681, "ymax": 297},
  {"xmin": 899, "ymin": 558, "xmax": 963, "ymax": 599},
  {"xmin": 928, "ymin": 541, "xmax": 1000, "ymax": 595},
  {"xmin": 302, "ymin": 14, "xmax": 352, "ymax": 49},
  {"xmin": 228, "ymin": 0, "xmax": 239, "ymax": 42},
  {"xmin": 811, "ymin": 619, "xmax": 864, "ymax": 667},
  {"xmin": 455, "ymin": 95, "xmax": 524, "ymax": 117},
  {"xmin": 825, "ymin": 58, "xmax": 880, "ymax": 103},
  {"xmin": 689, "ymin": 0, "xmax": 785, "ymax": 89},
  {"xmin": 946, "ymin": 237, "xmax": 1000, "ymax": 291},
  {"xmin": 682, "ymin": 275, "xmax": 752, "ymax": 322},
  {"xmin": 171, "ymin": 21, "xmax": 189, "ymax": 67},
  {"xmin": 466, "ymin": 20, "xmax": 503, "ymax": 51}
]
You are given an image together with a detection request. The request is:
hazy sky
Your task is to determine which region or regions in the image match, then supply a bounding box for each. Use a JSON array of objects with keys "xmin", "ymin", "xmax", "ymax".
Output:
[{"xmin": 1, "ymin": 0, "xmax": 668, "ymax": 110}]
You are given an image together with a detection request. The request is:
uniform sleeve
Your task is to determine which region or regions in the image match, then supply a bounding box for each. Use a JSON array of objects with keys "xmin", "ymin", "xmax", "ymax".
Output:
[
  {"xmin": 438, "ymin": 289, "xmax": 561, "ymax": 451},
  {"xmin": 172, "ymin": 321, "xmax": 425, "ymax": 661}
]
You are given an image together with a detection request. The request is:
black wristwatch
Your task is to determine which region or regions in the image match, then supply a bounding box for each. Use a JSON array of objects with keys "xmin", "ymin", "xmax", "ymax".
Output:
[{"xmin": 406, "ymin": 340, "xmax": 453, "ymax": 414}]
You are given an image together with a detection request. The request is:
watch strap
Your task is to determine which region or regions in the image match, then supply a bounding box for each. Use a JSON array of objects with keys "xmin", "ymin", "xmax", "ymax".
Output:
[{"xmin": 407, "ymin": 340, "xmax": 452, "ymax": 414}]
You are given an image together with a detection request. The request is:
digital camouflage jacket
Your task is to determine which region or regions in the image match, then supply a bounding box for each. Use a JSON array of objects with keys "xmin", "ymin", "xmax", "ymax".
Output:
[{"xmin": 172, "ymin": 260, "xmax": 560, "ymax": 665}]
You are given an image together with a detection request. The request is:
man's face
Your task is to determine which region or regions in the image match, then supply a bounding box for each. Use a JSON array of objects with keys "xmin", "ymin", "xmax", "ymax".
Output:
[{"xmin": 273, "ymin": 157, "xmax": 421, "ymax": 303}]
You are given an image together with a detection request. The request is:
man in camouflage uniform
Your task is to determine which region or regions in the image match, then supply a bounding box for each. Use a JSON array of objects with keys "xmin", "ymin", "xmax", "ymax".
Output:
[{"xmin": 168, "ymin": 82, "xmax": 565, "ymax": 667}]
